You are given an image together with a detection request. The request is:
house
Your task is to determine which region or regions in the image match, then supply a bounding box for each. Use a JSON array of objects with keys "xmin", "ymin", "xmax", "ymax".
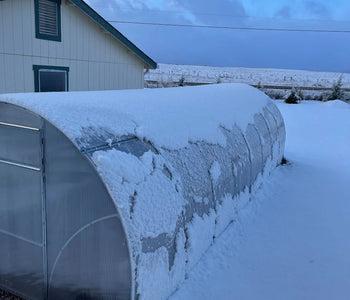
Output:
[{"xmin": 0, "ymin": 0, "xmax": 157, "ymax": 93}]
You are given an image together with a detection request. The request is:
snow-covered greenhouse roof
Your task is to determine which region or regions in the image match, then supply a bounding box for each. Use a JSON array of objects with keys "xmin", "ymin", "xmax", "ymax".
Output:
[{"xmin": 0, "ymin": 84, "xmax": 270, "ymax": 150}]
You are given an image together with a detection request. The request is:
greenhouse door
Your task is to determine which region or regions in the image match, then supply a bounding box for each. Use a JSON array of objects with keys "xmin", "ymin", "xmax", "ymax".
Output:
[{"xmin": 0, "ymin": 116, "xmax": 47, "ymax": 299}]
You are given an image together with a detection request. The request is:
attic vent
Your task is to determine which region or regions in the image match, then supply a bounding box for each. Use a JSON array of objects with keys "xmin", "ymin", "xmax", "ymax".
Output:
[
  {"xmin": 35, "ymin": 0, "xmax": 61, "ymax": 41},
  {"xmin": 39, "ymin": 0, "xmax": 58, "ymax": 35}
]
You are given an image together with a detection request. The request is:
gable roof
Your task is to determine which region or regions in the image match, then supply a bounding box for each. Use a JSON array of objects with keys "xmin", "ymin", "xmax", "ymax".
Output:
[
  {"xmin": 70, "ymin": 0, "xmax": 157, "ymax": 69},
  {"xmin": 0, "ymin": 0, "xmax": 157, "ymax": 68}
]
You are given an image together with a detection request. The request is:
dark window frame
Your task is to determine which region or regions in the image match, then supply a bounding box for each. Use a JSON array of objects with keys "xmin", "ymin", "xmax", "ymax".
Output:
[
  {"xmin": 34, "ymin": 0, "xmax": 62, "ymax": 42},
  {"xmin": 33, "ymin": 65, "xmax": 69, "ymax": 92}
]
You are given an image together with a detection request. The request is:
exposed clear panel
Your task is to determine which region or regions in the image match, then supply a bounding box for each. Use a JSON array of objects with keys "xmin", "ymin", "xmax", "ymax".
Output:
[
  {"xmin": 160, "ymin": 143, "xmax": 214, "ymax": 220},
  {"xmin": 266, "ymin": 102, "xmax": 285, "ymax": 130},
  {"xmin": 48, "ymin": 217, "xmax": 130, "ymax": 300},
  {"xmin": 221, "ymin": 125, "xmax": 251, "ymax": 194},
  {"xmin": 77, "ymin": 129, "xmax": 154, "ymax": 158},
  {"xmin": 0, "ymin": 103, "xmax": 43, "ymax": 129},
  {"xmin": 195, "ymin": 140, "xmax": 236, "ymax": 204},
  {"xmin": 0, "ymin": 124, "xmax": 41, "ymax": 167},
  {"xmin": 262, "ymin": 107, "xmax": 281, "ymax": 164},
  {"xmin": 160, "ymin": 126, "xmax": 252, "ymax": 220},
  {"xmin": 262, "ymin": 107, "xmax": 278, "ymax": 144},
  {"xmin": 0, "ymin": 233, "xmax": 45, "ymax": 300},
  {"xmin": 245, "ymin": 124, "xmax": 263, "ymax": 183},
  {"xmin": 254, "ymin": 114, "xmax": 272, "ymax": 165},
  {"xmin": 0, "ymin": 103, "xmax": 45, "ymax": 300},
  {"xmin": 266, "ymin": 102, "xmax": 286, "ymax": 157},
  {"xmin": 113, "ymin": 138, "xmax": 155, "ymax": 157},
  {"xmin": 0, "ymin": 164, "xmax": 43, "ymax": 243},
  {"xmin": 44, "ymin": 122, "xmax": 131, "ymax": 299}
]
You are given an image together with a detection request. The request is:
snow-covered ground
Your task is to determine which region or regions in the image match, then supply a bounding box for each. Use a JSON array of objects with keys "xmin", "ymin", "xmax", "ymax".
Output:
[
  {"xmin": 146, "ymin": 64, "xmax": 350, "ymax": 88},
  {"xmin": 171, "ymin": 100, "xmax": 350, "ymax": 300}
]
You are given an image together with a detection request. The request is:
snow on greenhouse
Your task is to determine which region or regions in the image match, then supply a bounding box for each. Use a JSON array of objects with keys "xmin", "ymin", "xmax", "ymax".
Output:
[{"xmin": 0, "ymin": 84, "xmax": 285, "ymax": 299}]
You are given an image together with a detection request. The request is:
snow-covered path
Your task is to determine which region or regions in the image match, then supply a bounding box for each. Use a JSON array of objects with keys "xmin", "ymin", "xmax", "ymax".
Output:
[{"xmin": 171, "ymin": 100, "xmax": 350, "ymax": 300}]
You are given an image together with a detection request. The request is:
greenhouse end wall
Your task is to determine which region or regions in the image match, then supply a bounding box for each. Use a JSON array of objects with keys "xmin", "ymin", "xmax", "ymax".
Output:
[{"xmin": 0, "ymin": 103, "xmax": 132, "ymax": 299}]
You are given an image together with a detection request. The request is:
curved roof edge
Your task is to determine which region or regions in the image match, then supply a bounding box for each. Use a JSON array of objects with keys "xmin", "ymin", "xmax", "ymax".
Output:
[
  {"xmin": 0, "ymin": 84, "xmax": 272, "ymax": 151},
  {"xmin": 70, "ymin": 0, "xmax": 157, "ymax": 69}
]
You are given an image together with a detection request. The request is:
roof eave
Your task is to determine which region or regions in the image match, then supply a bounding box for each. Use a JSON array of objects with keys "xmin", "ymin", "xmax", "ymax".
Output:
[{"xmin": 70, "ymin": 0, "xmax": 157, "ymax": 69}]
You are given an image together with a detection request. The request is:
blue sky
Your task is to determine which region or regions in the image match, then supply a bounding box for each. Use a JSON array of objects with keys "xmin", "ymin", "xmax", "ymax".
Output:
[{"xmin": 86, "ymin": 0, "xmax": 350, "ymax": 72}]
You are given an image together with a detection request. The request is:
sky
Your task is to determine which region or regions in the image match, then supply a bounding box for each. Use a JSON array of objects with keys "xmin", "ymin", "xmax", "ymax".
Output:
[{"xmin": 85, "ymin": 0, "xmax": 350, "ymax": 72}]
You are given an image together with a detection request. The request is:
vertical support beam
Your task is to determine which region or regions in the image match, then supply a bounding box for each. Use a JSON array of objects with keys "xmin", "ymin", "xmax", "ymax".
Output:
[{"xmin": 40, "ymin": 124, "xmax": 49, "ymax": 299}]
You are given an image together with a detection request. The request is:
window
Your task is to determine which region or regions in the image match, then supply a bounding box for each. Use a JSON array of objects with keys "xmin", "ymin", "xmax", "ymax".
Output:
[
  {"xmin": 33, "ymin": 65, "xmax": 69, "ymax": 92},
  {"xmin": 34, "ymin": 0, "xmax": 61, "ymax": 41}
]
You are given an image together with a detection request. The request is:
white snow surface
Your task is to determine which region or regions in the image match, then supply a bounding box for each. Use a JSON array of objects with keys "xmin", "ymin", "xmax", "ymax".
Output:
[
  {"xmin": 209, "ymin": 161, "xmax": 221, "ymax": 184},
  {"xmin": 171, "ymin": 100, "xmax": 350, "ymax": 300},
  {"xmin": 0, "ymin": 83, "xmax": 270, "ymax": 150},
  {"xmin": 92, "ymin": 150, "xmax": 185, "ymax": 238},
  {"xmin": 186, "ymin": 210, "xmax": 217, "ymax": 271},
  {"xmin": 146, "ymin": 63, "xmax": 350, "ymax": 88}
]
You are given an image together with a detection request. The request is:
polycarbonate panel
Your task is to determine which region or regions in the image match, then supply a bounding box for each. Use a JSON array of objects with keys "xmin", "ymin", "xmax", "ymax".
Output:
[
  {"xmin": 222, "ymin": 125, "xmax": 251, "ymax": 194},
  {"xmin": 197, "ymin": 141, "xmax": 236, "ymax": 203},
  {"xmin": 245, "ymin": 124, "xmax": 263, "ymax": 182},
  {"xmin": 263, "ymin": 107, "xmax": 278, "ymax": 142},
  {"xmin": 160, "ymin": 143, "xmax": 214, "ymax": 220},
  {"xmin": 0, "ymin": 164, "xmax": 43, "ymax": 243},
  {"xmin": 0, "ymin": 103, "xmax": 45, "ymax": 300},
  {"xmin": 44, "ymin": 122, "xmax": 132, "ymax": 299},
  {"xmin": 0, "ymin": 102, "xmax": 43, "ymax": 129},
  {"xmin": 48, "ymin": 217, "xmax": 130, "ymax": 299},
  {"xmin": 266, "ymin": 102, "xmax": 286, "ymax": 159},
  {"xmin": 0, "ymin": 124, "xmax": 41, "ymax": 167},
  {"xmin": 114, "ymin": 138, "xmax": 155, "ymax": 157},
  {"xmin": 262, "ymin": 107, "xmax": 280, "ymax": 161},
  {"xmin": 254, "ymin": 114, "xmax": 272, "ymax": 165},
  {"xmin": 0, "ymin": 232, "xmax": 45, "ymax": 300}
]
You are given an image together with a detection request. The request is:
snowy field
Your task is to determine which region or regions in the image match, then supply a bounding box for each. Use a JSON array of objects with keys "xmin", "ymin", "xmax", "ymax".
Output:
[
  {"xmin": 171, "ymin": 100, "xmax": 350, "ymax": 300},
  {"xmin": 146, "ymin": 64, "xmax": 350, "ymax": 90}
]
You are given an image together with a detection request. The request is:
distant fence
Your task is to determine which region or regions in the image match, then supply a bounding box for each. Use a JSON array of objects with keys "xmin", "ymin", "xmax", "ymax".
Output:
[
  {"xmin": 145, "ymin": 80, "xmax": 350, "ymax": 92},
  {"xmin": 251, "ymin": 84, "xmax": 350, "ymax": 92}
]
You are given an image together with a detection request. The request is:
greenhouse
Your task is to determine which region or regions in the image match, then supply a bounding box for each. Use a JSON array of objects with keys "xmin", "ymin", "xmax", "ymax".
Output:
[{"xmin": 0, "ymin": 84, "xmax": 285, "ymax": 299}]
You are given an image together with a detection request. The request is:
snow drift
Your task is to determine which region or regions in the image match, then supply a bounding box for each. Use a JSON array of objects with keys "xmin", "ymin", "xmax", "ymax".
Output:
[{"xmin": 0, "ymin": 84, "xmax": 285, "ymax": 299}]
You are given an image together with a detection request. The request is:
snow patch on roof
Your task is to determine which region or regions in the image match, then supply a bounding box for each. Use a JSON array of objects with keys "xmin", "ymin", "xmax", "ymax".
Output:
[{"xmin": 0, "ymin": 84, "xmax": 270, "ymax": 150}]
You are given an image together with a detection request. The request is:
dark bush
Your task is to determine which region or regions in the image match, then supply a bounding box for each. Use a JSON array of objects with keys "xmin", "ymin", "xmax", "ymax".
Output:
[
  {"xmin": 178, "ymin": 75, "xmax": 185, "ymax": 87},
  {"xmin": 285, "ymin": 89, "xmax": 300, "ymax": 104}
]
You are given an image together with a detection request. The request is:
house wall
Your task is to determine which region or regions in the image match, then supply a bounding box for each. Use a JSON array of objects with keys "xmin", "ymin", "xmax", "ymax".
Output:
[{"xmin": 0, "ymin": 0, "xmax": 145, "ymax": 93}]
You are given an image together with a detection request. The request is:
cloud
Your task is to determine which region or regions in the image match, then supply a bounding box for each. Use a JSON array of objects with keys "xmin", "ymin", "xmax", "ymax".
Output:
[
  {"xmin": 303, "ymin": 1, "xmax": 331, "ymax": 19},
  {"xmin": 86, "ymin": 0, "xmax": 199, "ymax": 24},
  {"xmin": 85, "ymin": 0, "xmax": 350, "ymax": 72},
  {"xmin": 275, "ymin": 5, "xmax": 292, "ymax": 18},
  {"xmin": 176, "ymin": 0, "xmax": 247, "ymax": 25}
]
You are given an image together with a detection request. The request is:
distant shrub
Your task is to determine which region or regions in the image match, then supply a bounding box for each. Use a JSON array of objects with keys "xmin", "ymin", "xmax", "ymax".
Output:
[
  {"xmin": 216, "ymin": 76, "xmax": 222, "ymax": 84},
  {"xmin": 344, "ymin": 92, "xmax": 350, "ymax": 102},
  {"xmin": 285, "ymin": 88, "xmax": 300, "ymax": 104},
  {"xmin": 178, "ymin": 75, "xmax": 185, "ymax": 87},
  {"xmin": 303, "ymin": 93, "xmax": 314, "ymax": 100},
  {"xmin": 311, "ymin": 93, "xmax": 326, "ymax": 101},
  {"xmin": 327, "ymin": 75, "xmax": 344, "ymax": 100},
  {"xmin": 256, "ymin": 81, "xmax": 263, "ymax": 89},
  {"xmin": 296, "ymin": 89, "xmax": 304, "ymax": 100},
  {"xmin": 160, "ymin": 80, "xmax": 171, "ymax": 88},
  {"xmin": 264, "ymin": 90, "xmax": 285, "ymax": 99}
]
